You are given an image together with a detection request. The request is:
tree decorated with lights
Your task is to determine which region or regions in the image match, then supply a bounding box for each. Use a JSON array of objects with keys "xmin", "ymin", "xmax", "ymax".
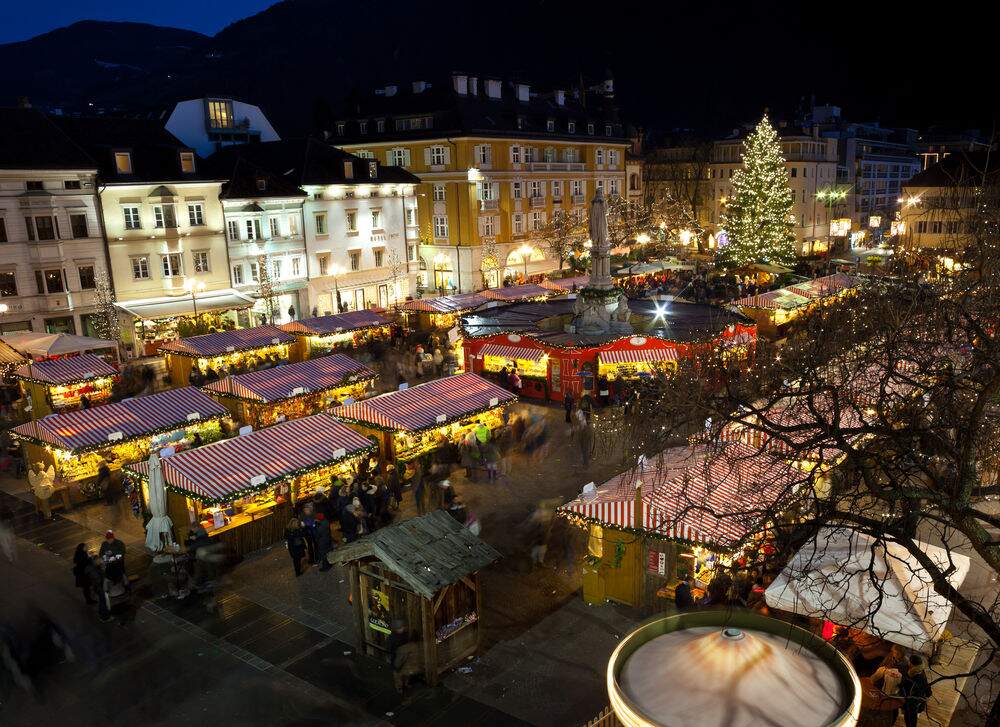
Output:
[
  {"xmin": 718, "ymin": 115, "xmax": 796, "ymax": 268},
  {"xmin": 91, "ymin": 269, "xmax": 121, "ymax": 340},
  {"xmin": 257, "ymin": 254, "xmax": 277, "ymax": 323}
]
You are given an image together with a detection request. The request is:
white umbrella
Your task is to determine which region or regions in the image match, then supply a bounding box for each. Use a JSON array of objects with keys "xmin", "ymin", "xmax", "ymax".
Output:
[{"xmin": 143, "ymin": 450, "xmax": 174, "ymax": 552}]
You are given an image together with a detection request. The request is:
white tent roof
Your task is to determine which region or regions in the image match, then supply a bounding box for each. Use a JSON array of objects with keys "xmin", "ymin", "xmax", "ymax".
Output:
[
  {"xmin": 1, "ymin": 332, "xmax": 118, "ymax": 358},
  {"xmin": 765, "ymin": 527, "xmax": 971, "ymax": 652}
]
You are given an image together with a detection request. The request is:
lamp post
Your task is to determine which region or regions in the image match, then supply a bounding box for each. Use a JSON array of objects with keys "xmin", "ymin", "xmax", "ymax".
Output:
[
  {"xmin": 185, "ymin": 280, "xmax": 206, "ymax": 318},
  {"xmin": 517, "ymin": 244, "xmax": 533, "ymax": 281}
]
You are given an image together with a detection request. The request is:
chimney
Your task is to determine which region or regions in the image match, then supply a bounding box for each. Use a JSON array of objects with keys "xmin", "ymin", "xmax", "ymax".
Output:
[
  {"xmin": 384, "ymin": 85, "xmax": 398, "ymax": 97},
  {"xmin": 412, "ymin": 80, "xmax": 427, "ymax": 94},
  {"xmin": 468, "ymin": 76, "xmax": 479, "ymax": 96},
  {"xmin": 554, "ymin": 89, "xmax": 565, "ymax": 106},
  {"xmin": 485, "ymin": 79, "xmax": 502, "ymax": 100},
  {"xmin": 515, "ymin": 83, "xmax": 530, "ymax": 103},
  {"xmin": 452, "ymin": 74, "xmax": 468, "ymax": 95}
]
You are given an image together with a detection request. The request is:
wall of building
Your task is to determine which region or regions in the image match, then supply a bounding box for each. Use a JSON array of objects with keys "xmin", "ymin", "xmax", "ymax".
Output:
[{"xmin": 165, "ymin": 99, "xmax": 281, "ymax": 159}]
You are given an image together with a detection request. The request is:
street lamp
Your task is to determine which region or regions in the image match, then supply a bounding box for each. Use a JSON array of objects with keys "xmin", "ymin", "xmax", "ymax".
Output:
[
  {"xmin": 517, "ymin": 244, "xmax": 533, "ymax": 280},
  {"xmin": 185, "ymin": 280, "xmax": 206, "ymax": 318}
]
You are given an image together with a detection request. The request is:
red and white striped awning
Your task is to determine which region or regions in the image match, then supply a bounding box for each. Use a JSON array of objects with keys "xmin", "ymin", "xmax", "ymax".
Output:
[
  {"xmin": 540, "ymin": 275, "xmax": 589, "ymax": 292},
  {"xmin": 124, "ymin": 414, "xmax": 375, "ymax": 502},
  {"xmin": 478, "ymin": 344, "xmax": 547, "ymax": 362},
  {"xmin": 401, "ymin": 293, "xmax": 488, "ymax": 314},
  {"xmin": 280, "ymin": 310, "xmax": 389, "ymax": 336},
  {"xmin": 13, "ymin": 353, "xmax": 118, "ymax": 385},
  {"xmin": 203, "ymin": 354, "xmax": 376, "ymax": 404},
  {"xmin": 559, "ymin": 443, "xmax": 800, "ymax": 550},
  {"xmin": 158, "ymin": 325, "xmax": 296, "ymax": 358},
  {"xmin": 11, "ymin": 387, "xmax": 227, "ymax": 452},
  {"xmin": 599, "ymin": 347, "xmax": 679, "ymax": 365},
  {"xmin": 332, "ymin": 373, "xmax": 516, "ymax": 432},
  {"xmin": 480, "ymin": 284, "xmax": 554, "ymax": 302}
]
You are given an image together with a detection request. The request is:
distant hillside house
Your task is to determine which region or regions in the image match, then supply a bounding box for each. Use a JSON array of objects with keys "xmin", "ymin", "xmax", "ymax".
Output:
[{"xmin": 165, "ymin": 98, "xmax": 281, "ymax": 159}]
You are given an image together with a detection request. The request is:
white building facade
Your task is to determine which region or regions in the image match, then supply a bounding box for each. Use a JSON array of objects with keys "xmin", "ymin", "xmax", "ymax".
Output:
[{"xmin": 165, "ymin": 98, "xmax": 281, "ymax": 159}]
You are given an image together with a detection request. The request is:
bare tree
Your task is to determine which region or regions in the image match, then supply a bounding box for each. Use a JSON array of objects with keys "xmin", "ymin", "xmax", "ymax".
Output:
[
  {"xmin": 538, "ymin": 209, "xmax": 587, "ymax": 271},
  {"xmin": 643, "ymin": 140, "xmax": 714, "ymax": 250}
]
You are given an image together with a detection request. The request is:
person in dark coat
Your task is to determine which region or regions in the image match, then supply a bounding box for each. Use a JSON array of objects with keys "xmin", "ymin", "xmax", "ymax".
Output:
[
  {"xmin": 284, "ymin": 517, "xmax": 307, "ymax": 576},
  {"xmin": 299, "ymin": 503, "xmax": 317, "ymax": 564},
  {"xmin": 674, "ymin": 575, "xmax": 695, "ymax": 611},
  {"xmin": 563, "ymin": 391, "xmax": 574, "ymax": 424},
  {"xmin": 313, "ymin": 487, "xmax": 335, "ymax": 522},
  {"xmin": 99, "ymin": 530, "xmax": 126, "ymax": 576},
  {"xmin": 73, "ymin": 543, "xmax": 96, "ymax": 604},
  {"xmin": 314, "ymin": 513, "xmax": 333, "ymax": 571},
  {"xmin": 385, "ymin": 465, "xmax": 403, "ymax": 511},
  {"xmin": 900, "ymin": 655, "xmax": 932, "ymax": 727},
  {"xmin": 339, "ymin": 503, "xmax": 361, "ymax": 543}
]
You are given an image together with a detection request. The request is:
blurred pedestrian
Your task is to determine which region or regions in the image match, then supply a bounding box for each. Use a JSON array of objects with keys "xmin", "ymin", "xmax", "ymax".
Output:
[
  {"xmin": 314, "ymin": 513, "xmax": 333, "ymax": 571},
  {"xmin": 0, "ymin": 508, "xmax": 15, "ymax": 562},
  {"xmin": 563, "ymin": 390, "xmax": 574, "ymax": 424},
  {"xmin": 72, "ymin": 544, "xmax": 96, "ymax": 604},
  {"xmin": 284, "ymin": 517, "xmax": 307, "ymax": 576}
]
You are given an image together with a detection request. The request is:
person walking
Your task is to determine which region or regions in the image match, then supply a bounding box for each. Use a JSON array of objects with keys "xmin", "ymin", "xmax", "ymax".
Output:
[
  {"xmin": 900, "ymin": 654, "xmax": 932, "ymax": 727},
  {"xmin": 674, "ymin": 574, "xmax": 695, "ymax": 611},
  {"xmin": 299, "ymin": 502, "xmax": 317, "ymax": 565},
  {"xmin": 314, "ymin": 513, "xmax": 333, "ymax": 571},
  {"xmin": 433, "ymin": 348, "xmax": 444, "ymax": 377},
  {"xmin": 339, "ymin": 501, "xmax": 361, "ymax": 543},
  {"xmin": 574, "ymin": 410, "xmax": 593, "ymax": 468},
  {"xmin": 510, "ymin": 369, "xmax": 522, "ymax": 397},
  {"xmin": 413, "ymin": 466, "xmax": 427, "ymax": 515},
  {"xmin": 385, "ymin": 464, "xmax": 403, "ymax": 511},
  {"xmin": 73, "ymin": 544, "xmax": 96, "ymax": 604},
  {"xmin": 579, "ymin": 392, "xmax": 593, "ymax": 422},
  {"xmin": 284, "ymin": 517, "xmax": 307, "ymax": 577},
  {"xmin": 563, "ymin": 391, "xmax": 574, "ymax": 424}
]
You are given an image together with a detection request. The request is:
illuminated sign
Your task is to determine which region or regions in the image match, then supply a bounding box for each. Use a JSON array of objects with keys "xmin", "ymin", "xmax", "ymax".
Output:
[
  {"xmin": 868, "ymin": 215, "xmax": 882, "ymax": 228},
  {"xmin": 830, "ymin": 219, "xmax": 852, "ymax": 237}
]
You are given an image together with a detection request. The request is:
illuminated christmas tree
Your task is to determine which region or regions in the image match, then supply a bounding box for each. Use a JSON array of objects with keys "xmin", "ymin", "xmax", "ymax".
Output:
[
  {"xmin": 91, "ymin": 269, "xmax": 121, "ymax": 340},
  {"xmin": 257, "ymin": 254, "xmax": 277, "ymax": 324},
  {"xmin": 718, "ymin": 115, "xmax": 797, "ymax": 268}
]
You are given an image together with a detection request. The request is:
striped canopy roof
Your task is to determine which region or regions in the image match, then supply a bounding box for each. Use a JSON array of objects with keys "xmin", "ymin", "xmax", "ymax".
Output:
[
  {"xmin": 480, "ymin": 284, "xmax": 554, "ymax": 302},
  {"xmin": 13, "ymin": 353, "xmax": 118, "ymax": 385},
  {"xmin": 124, "ymin": 414, "xmax": 375, "ymax": 502},
  {"xmin": 332, "ymin": 373, "xmax": 516, "ymax": 432},
  {"xmin": 280, "ymin": 310, "xmax": 389, "ymax": 336},
  {"xmin": 736, "ymin": 273, "xmax": 856, "ymax": 311},
  {"xmin": 787, "ymin": 273, "xmax": 855, "ymax": 300},
  {"xmin": 478, "ymin": 343, "xmax": 547, "ymax": 362},
  {"xmin": 600, "ymin": 347, "xmax": 679, "ymax": 365},
  {"xmin": 559, "ymin": 443, "xmax": 801, "ymax": 550},
  {"xmin": 11, "ymin": 387, "xmax": 227, "ymax": 452},
  {"xmin": 158, "ymin": 326, "xmax": 296, "ymax": 358},
  {"xmin": 203, "ymin": 355, "xmax": 376, "ymax": 404},
  {"xmin": 401, "ymin": 293, "xmax": 489, "ymax": 315},
  {"xmin": 539, "ymin": 275, "xmax": 589, "ymax": 291}
]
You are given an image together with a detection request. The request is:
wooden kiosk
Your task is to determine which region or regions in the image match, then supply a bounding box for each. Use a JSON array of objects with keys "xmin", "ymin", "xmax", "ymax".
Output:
[
  {"xmin": 159, "ymin": 326, "xmax": 296, "ymax": 387},
  {"xmin": 201, "ymin": 354, "xmax": 377, "ymax": 428},
  {"xmin": 331, "ymin": 510, "xmax": 500, "ymax": 685},
  {"xmin": 123, "ymin": 414, "xmax": 376, "ymax": 555},
  {"xmin": 280, "ymin": 310, "xmax": 391, "ymax": 361},
  {"xmin": 14, "ymin": 354, "xmax": 118, "ymax": 418}
]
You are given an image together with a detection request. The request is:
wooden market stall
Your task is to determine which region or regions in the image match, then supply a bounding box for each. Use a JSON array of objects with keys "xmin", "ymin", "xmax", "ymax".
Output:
[
  {"xmin": 202, "ymin": 354, "xmax": 377, "ymax": 428},
  {"xmin": 159, "ymin": 325, "xmax": 296, "ymax": 387},
  {"xmin": 735, "ymin": 273, "xmax": 857, "ymax": 339},
  {"xmin": 558, "ymin": 442, "xmax": 800, "ymax": 611},
  {"xmin": 331, "ymin": 510, "xmax": 500, "ymax": 685},
  {"xmin": 331, "ymin": 373, "xmax": 516, "ymax": 466},
  {"xmin": 280, "ymin": 310, "xmax": 392, "ymax": 361},
  {"xmin": 479, "ymin": 283, "xmax": 556, "ymax": 304},
  {"xmin": 13, "ymin": 354, "xmax": 119, "ymax": 419},
  {"xmin": 400, "ymin": 292, "xmax": 489, "ymax": 331},
  {"xmin": 10, "ymin": 387, "xmax": 230, "ymax": 484},
  {"xmin": 123, "ymin": 414, "xmax": 376, "ymax": 555}
]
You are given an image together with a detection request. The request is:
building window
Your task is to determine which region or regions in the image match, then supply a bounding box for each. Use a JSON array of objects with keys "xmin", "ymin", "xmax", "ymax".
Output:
[
  {"xmin": 227, "ymin": 220, "xmax": 239, "ymax": 240},
  {"xmin": 161, "ymin": 253, "xmax": 183, "ymax": 278},
  {"xmin": 78, "ymin": 265, "xmax": 96, "ymax": 290},
  {"xmin": 374, "ymin": 249, "xmax": 384, "ymax": 267},
  {"xmin": 477, "ymin": 145, "xmax": 492, "ymax": 165},
  {"xmin": 318, "ymin": 255, "xmax": 328, "ymax": 276},
  {"xmin": 0, "ymin": 271, "xmax": 16, "ymax": 297},
  {"xmin": 371, "ymin": 209, "xmax": 382, "ymax": 228},
  {"xmin": 269, "ymin": 217, "xmax": 281, "ymax": 238},
  {"xmin": 315, "ymin": 213, "xmax": 327, "ymax": 235},
  {"xmin": 609, "ymin": 178, "xmax": 620, "ymax": 195},
  {"xmin": 291, "ymin": 257, "xmax": 302, "ymax": 276},
  {"xmin": 33, "ymin": 216, "xmax": 56, "ymax": 240},
  {"xmin": 368, "ymin": 161, "xmax": 378, "ymax": 179},
  {"xmin": 481, "ymin": 216, "xmax": 497, "ymax": 236},
  {"xmin": 433, "ymin": 184, "xmax": 446, "ymax": 202},
  {"xmin": 288, "ymin": 215, "xmax": 299, "ymax": 236},
  {"xmin": 245, "ymin": 219, "xmax": 261, "ymax": 240},
  {"xmin": 207, "ymin": 100, "xmax": 234, "ymax": 129},
  {"xmin": 511, "ymin": 146, "xmax": 522, "ymax": 164},
  {"xmin": 336, "ymin": 123, "xmax": 345, "ymax": 136},
  {"xmin": 512, "ymin": 181, "xmax": 523, "ymax": 199},
  {"xmin": 26, "ymin": 181, "xmax": 44, "ymax": 191},
  {"xmin": 187, "ymin": 204, "xmax": 204, "ymax": 226},
  {"xmin": 516, "ymin": 116, "xmax": 525, "ymax": 130},
  {"xmin": 350, "ymin": 251, "xmax": 361, "ymax": 271},
  {"xmin": 405, "ymin": 207, "xmax": 416, "ymax": 226},
  {"xmin": 179, "ymin": 152, "xmax": 196, "ymax": 173},
  {"xmin": 131, "ymin": 256, "xmax": 150, "ymax": 280},
  {"xmin": 546, "ymin": 119, "xmax": 555, "ymax": 132},
  {"xmin": 568, "ymin": 121, "xmax": 576, "ymax": 134},
  {"xmin": 587, "ymin": 123, "xmax": 595, "ymax": 135},
  {"xmin": 359, "ymin": 120, "xmax": 368, "ymax": 134},
  {"xmin": 0, "ymin": 218, "xmax": 6, "ymax": 242},
  {"xmin": 376, "ymin": 119, "xmax": 385, "ymax": 132},
  {"xmin": 43, "ymin": 269, "xmax": 65, "ymax": 294},
  {"xmin": 123, "ymin": 206, "xmax": 141, "ymax": 230},
  {"xmin": 114, "ymin": 152, "xmax": 132, "ymax": 174},
  {"xmin": 529, "ymin": 181, "xmax": 542, "ymax": 198},
  {"xmin": 193, "ymin": 251, "xmax": 210, "ymax": 273},
  {"xmin": 70, "ymin": 214, "xmax": 88, "ymax": 238},
  {"xmin": 407, "ymin": 245, "xmax": 417, "ymax": 262},
  {"xmin": 346, "ymin": 211, "xmax": 357, "ymax": 232},
  {"xmin": 608, "ymin": 150, "xmax": 619, "ymax": 167},
  {"xmin": 272, "ymin": 259, "xmax": 283, "ymax": 279},
  {"xmin": 390, "ymin": 148, "xmax": 410, "ymax": 167},
  {"xmin": 513, "ymin": 214, "xmax": 524, "ymax": 235},
  {"xmin": 605, "ymin": 125, "xmax": 612, "ymax": 136},
  {"xmin": 790, "ymin": 168, "xmax": 797, "ymax": 178},
  {"xmin": 552, "ymin": 181, "xmax": 562, "ymax": 199},
  {"xmin": 64, "ymin": 180, "xmax": 81, "ymax": 190},
  {"xmin": 531, "ymin": 212, "xmax": 544, "ymax": 231},
  {"xmin": 596, "ymin": 149, "xmax": 605, "ymax": 166},
  {"xmin": 433, "ymin": 215, "xmax": 448, "ymax": 239},
  {"xmin": 429, "ymin": 146, "xmax": 447, "ymax": 165},
  {"xmin": 153, "ymin": 204, "xmax": 176, "ymax": 229},
  {"xmin": 250, "ymin": 262, "xmax": 259, "ymax": 282},
  {"xmin": 232, "ymin": 264, "xmax": 244, "ymax": 285}
]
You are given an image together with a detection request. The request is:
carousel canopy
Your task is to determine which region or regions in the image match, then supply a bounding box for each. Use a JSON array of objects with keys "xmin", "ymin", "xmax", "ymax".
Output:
[
  {"xmin": 765, "ymin": 528, "xmax": 971, "ymax": 653},
  {"xmin": 2, "ymin": 332, "xmax": 117, "ymax": 359},
  {"xmin": 124, "ymin": 413, "xmax": 374, "ymax": 503},
  {"xmin": 280, "ymin": 310, "xmax": 389, "ymax": 336},
  {"xmin": 11, "ymin": 387, "xmax": 227, "ymax": 452},
  {"xmin": 401, "ymin": 292, "xmax": 489, "ymax": 315},
  {"xmin": 331, "ymin": 373, "xmax": 516, "ymax": 433},
  {"xmin": 558, "ymin": 443, "xmax": 801, "ymax": 551},
  {"xmin": 203, "ymin": 354, "xmax": 376, "ymax": 404},
  {"xmin": 13, "ymin": 353, "xmax": 118, "ymax": 385},
  {"xmin": 158, "ymin": 325, "xmax": 296, "ymax": 358},
  {"xmin": 330, "ymin": 510, "xmax": 501, "ymax": 600}
]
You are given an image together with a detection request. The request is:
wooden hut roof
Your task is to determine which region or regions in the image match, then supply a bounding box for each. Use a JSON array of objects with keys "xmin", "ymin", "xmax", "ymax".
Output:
[{"xmin": 330, "ymin": 510, "xmax": 500, "ymax": 599}]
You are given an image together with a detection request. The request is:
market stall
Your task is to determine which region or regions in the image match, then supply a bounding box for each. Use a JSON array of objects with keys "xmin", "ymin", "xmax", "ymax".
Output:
[
  {"xmin": 597, "ymin": 346, "xmax": 680, "ymax": 380},
  {"xmin": 202, "ymin": 354, "xmax": 377, "ymax": 428},
  {"xmin": 331, "ymin": 373, "xmax": 516, "ymax": 466},
  {"xmin": 558, "ymin": 442, "xmax": 800, "ymax": 610},
  {"xmin": 331, "ymin": 510, "xmax": 500, "ymax": 686},
  {"xmin": 10, "ymin": 387, "xmax": 229, "ymax": 484},
  {"xmin": 13, "ymin": 354, "xmax": 118, "ymax": 418},
  {"xmin": 1, "ymin": 332, "xmax": 120, "ymax": 363},
  {"xmin": 479, "ymin": 283, "xmax": 556, "ymax": 304},
  {"xmin": 280, "ymin": 310, "xmax": 391, "ymax": 361},
  {"xmin": 124, "ymin": 414, "xmax": 375, "ymax": 555},
  {"xmin": 159, "ymin": 325, "xmax": 296, "ymax": 387},
  {"xmin": 539, "ymin": 275, "xmax": 589, "ymax": 293},
  {"xmin": 400, "ymin": 292, "xmax": 489, "ymax": 331},
  {"xmin": 735, "ymin": 273, "xmax": 856, "ymax": 339}
]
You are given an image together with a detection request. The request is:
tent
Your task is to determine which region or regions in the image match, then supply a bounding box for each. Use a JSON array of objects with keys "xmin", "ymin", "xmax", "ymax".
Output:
[
  {"xmin": 2, "ymin": 332, "xmax": 118, "ymax": 360},
  {"xmin": 764, "ymin": 527, "xmax": 971, "ymax": 652}
]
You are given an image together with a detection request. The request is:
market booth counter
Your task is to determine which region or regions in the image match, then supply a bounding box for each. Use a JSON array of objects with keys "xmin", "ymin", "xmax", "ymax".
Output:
[
  {"xmin": 558, "ymin": 442, "xmax": 800, "ymax": 611},
  {"xmin": 10, "ymin": 387, "xmax": 229, "ymax": 492},
  {"xmin": 202, "ymin": 354, "xmax": 377, "ymax": 428},
  {"xmin": 331, "ymin": 373, "xmax": 516, "ymax": 466},
  {"xmin": 331, "ymin": 510, "xmax": 500, "ymax": 686},
  {"xmin": 280, "ymin": 310, "xmax": 391, "ymax": 362},
  {"xmin": 13, "ymin": 354, "xmax": 119, "ymax": 419},
  {"xmin": 124, "ymin": 414, "xmax": 376, "ymax": 556},
  {"xmin": 159, "ymin": 325, "xmax": 296, "ymax": 387}
]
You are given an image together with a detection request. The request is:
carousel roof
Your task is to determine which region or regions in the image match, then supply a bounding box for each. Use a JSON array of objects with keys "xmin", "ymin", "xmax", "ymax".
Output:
[
  {"xmin": 202, "ymin": 354, "xmax": 376, "ymax": 404},
  {"xmin": 124, "ymin": 414, "xmax": 375, "ymax": 502},
  {"xmin": 280, "ymin": 310, "xmax": 389, "ymax": 336},
  {"xmin": 559, "ymin": 443, "xmax": 802, "ymax": 550},
  {"xmin": 13, "ymin": 353, "xmax": 117, "ymax": 385},
  {"xmin": 11, "ymin": 387, "xmax": 227, "ymax": 451},
  {"xmin": 330, "ymin": 510, "xmax": 501, "ymax": 599},
  {"xmin": 331, "ymin": 373, "xmax": 515, "ymax": 432},
  {"xmin": 158, "ymin": 325, "xmax": 296, "ymax": 358}
]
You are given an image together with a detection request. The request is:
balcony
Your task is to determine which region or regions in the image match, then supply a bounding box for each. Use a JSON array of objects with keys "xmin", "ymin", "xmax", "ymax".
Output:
[
  {"xmin": 530, "ymin": 196, "xmax": 546, "ymax": 208},
  {"xmin": 479, "ymin": 199, "xmax": 499, "ymax": 212},
  {"xmin": 527, "ymin": 162, "xmax": 586, "ymax": 172}
]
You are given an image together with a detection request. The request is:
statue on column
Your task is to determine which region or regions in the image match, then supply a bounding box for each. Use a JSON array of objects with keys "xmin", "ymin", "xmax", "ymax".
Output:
[{"xmin": 572, "ymin": 189, "xmax": 632, "ymax": 335}]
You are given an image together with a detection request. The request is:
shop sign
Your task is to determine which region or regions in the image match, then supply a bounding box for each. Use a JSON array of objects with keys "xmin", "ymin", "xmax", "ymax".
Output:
[
  {"xmin": 367, "ymin": 588, "xmax": 391, "ymax": 635},
  {"xmin": 830, "ymin": 218, "xmax": 852, "ymax": 237},
  {"xmin": 647, "ymin": 550, "xmax": 666, "ymax": 575}
]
